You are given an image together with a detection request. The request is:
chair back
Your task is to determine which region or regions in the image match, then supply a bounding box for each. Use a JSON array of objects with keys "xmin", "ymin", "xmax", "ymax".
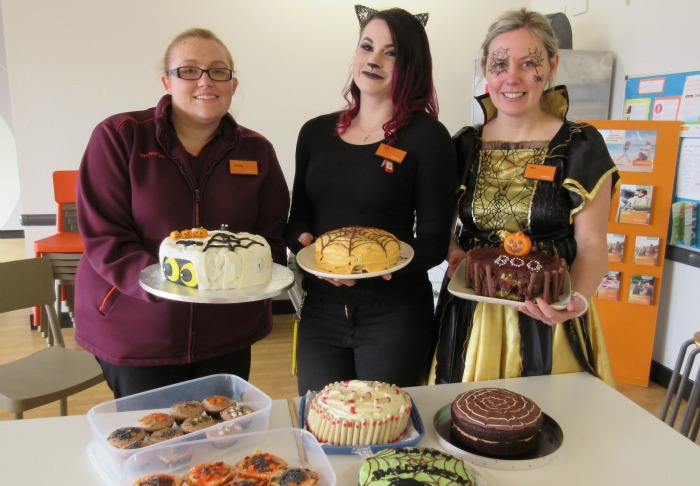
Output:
[
  {"xmin": 0, "ymin": 258, "xmax": 64, "ymax": 346},
  {"xmin": 53, "ymin": 170, "xmax": 79, "ymax": 233}
]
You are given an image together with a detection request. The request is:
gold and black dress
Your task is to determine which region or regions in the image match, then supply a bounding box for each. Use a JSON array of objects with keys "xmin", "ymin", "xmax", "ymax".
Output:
[{"xmin": 430, "ymin": 87, "xmax": 620, "ymax": 386}]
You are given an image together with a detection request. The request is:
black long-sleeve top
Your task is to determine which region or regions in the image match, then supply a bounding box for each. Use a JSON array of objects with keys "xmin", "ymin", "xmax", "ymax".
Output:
[{"xmin": 286, "ymin": 111, "xmax": 457, "ymax": 303}]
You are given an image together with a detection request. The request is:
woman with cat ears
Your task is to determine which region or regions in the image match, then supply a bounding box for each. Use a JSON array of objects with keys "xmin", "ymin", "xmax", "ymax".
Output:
[{"xmin": 285, "ymin": 6, "xmax": 457, "ymax": 395}]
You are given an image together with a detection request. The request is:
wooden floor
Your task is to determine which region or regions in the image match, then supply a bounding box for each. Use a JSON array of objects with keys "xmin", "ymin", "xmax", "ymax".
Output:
[{"xmin": 1, "ymin": 237, "xmax": 697, "ymax": 446}]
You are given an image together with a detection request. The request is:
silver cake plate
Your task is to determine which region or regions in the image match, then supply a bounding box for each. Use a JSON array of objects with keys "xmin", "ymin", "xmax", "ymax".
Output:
[
  {"xmin": 295, "ymin": 241, "xmax": 413, "ymax": 279},
  {"xmin": 139, "ymin": 263, "xmax": 295, "ymax": 304},
  {"xmin": 448, "ymin": 259, "xmax": 571, "ymax": 310},
  {"xmin": 433, "ymin": 403, "xmax": 563, "ymax": 470}
]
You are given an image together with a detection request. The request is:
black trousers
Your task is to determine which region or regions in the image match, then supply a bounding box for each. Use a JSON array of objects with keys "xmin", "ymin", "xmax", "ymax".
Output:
[
  {"xmin": 97, "ymin": 347, "xmax": 251, "ymax": 399},
  {"xmin": 296, "ymin": 288, "xmax": 436, "ymax": 395}
]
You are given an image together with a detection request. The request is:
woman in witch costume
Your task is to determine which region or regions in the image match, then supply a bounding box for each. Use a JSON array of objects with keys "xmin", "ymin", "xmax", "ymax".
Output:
[{"xmin": 430, "ymin": 8, "xmax": 619, "ymax": 386}]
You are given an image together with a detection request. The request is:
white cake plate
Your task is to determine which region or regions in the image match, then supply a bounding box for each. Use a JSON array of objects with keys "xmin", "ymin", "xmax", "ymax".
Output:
[
  {"xmin": 447, "ymin": 259, "xmax": 571, "ymax": 310},
  {"xmin": 139, "ymin": 263, "xmax": 295, "ymax": 304},
  {"xmin": 295, "ymin": 241, "xmax": 413, "ymax": 279}
]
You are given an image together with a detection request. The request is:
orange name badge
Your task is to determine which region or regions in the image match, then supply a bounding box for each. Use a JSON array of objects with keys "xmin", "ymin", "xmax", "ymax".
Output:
[
  {"xmin": 524, "ymin": 163, "xmax": 556, "ymax": 181},
  {"xmin": 230, "ymin": 160, "xmax": 259, "ymax": 175},
  {"xmin": 375, "ymin": 144, "xmax": 407, "ymax": 163}
]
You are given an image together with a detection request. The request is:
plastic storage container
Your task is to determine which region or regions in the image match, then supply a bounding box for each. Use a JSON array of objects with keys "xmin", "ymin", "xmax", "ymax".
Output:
[
  {"xmin": 123, "ymin": 427, "xmax": 336, "ymax": 485},
  {"xmin": 86, "ymin": 374, "xmax": 271, "ymax": 486}
]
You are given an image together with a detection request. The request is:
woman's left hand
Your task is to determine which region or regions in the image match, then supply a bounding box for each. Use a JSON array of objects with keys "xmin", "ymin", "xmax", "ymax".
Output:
[{"xmin": 518, "ymin": 293, "xmax": 587, "ymax": 327}]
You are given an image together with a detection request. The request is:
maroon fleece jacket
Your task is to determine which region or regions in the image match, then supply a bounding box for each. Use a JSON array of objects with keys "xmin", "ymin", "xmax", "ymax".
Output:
[{"xmin": 74, "ymin": 95, "xmax": 289, "ymax": 366}]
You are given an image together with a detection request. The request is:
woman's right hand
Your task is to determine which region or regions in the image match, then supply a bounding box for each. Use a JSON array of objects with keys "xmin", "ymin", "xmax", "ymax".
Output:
[
  {"xmin": 298, "ymin": 232, "xmax": 314, "ymax": 247},
  {"xmin": 445, "ymin": 238, "xmax": 466, "ymax": 278}
]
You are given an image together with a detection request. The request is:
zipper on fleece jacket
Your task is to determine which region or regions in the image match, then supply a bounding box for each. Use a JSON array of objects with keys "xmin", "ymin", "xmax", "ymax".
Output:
[{"xmin": 194, "ymin": 189, "xmax": 201, "ymax": 228}]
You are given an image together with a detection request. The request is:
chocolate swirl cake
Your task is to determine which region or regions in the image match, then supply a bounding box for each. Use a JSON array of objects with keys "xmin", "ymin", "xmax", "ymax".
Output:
[{"xmin": 451, "ymin": 387, "xmax": 543, "ymax": 456}]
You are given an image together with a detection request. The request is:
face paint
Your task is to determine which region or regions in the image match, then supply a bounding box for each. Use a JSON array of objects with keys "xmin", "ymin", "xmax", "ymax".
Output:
[
  {"xmin": 488, "ymin": 47, "xmax": 510, "ymax": 76},
  {"xmin": 527, "ymin": 47, "xmax": 545, "ymax": 83}
]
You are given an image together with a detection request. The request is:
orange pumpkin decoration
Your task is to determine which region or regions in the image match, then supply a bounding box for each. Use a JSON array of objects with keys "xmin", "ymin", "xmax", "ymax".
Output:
[
  {"xmin": 170, "ymin": 230, "xmax": 181, "ymax": 240},
  {"xmin": 192, "ymin": 227, "xmax": 208, "ymax": 238},
  {"xmin": 180, "ymin": 229, "xmax": 193, "ymax": 239},
  {"xmin": 503, "ymin": 231, "xmax": 532, "ymax": 256}
]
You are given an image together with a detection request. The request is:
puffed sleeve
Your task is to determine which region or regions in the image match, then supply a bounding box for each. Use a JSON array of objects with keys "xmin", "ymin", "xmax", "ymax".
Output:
[{"xmin": 559, "ymin": 123, "xmax": 621, "ymax": 220}]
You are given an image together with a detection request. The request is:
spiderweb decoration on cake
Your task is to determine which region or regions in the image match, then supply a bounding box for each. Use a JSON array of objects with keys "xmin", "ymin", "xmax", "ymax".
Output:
[
  {"xmin": 317, "ymin": 227, "xmax": 397, "ymax": 256},
  {"xmin": 472, "ymin": 143, "xmax": 548, "ymax": 234},
  {"xmin": 360, "ymin": 447, "xmax": 475, "ymax": 485},
  {"xmin": 204, "ymin": 233, "xmax": 263, "ymax": 251},
  {"xmin": 175, "ymin": 232, "xmax": 263, "ymax": 252}
]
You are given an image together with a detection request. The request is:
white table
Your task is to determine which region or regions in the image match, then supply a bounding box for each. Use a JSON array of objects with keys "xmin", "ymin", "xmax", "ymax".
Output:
[
  {"xmin": 316, "ymin": 373, "xmax": 700, "ymax": 485},
  {"xmin": 0, "ymin": 398, "xmax": 294, "ymax": 485},
  {"xmin": 2, "ymin": 374, "xmax": 699, "ymax": 485}
]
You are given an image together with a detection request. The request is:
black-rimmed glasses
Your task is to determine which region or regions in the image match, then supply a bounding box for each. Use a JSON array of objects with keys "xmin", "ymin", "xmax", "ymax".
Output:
[{"xmin": 166, "ymin": 66, "xmax": 234, "ymax": 82}]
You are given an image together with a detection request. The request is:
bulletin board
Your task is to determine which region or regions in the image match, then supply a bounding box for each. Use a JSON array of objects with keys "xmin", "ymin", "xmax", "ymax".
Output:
[
  {"xmin": 582, "ymin": 119, "xmax": 681, "ymax": 386},
  {"xmin": 623, "ymin": 70, "xmax": 700, "ymax": 264}
]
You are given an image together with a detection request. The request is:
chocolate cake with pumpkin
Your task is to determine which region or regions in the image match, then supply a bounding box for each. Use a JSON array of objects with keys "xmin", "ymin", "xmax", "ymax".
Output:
[{"xmin": 464, "ymin": 231, "xmax": 567, "ymax": 303}]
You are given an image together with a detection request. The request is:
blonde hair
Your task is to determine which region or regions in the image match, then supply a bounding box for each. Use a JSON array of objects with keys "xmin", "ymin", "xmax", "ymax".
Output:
[
  {"xmin": 162, "ymin": 28, "xmax": 234, "ymax": 72},
  {"xmin": 480, "ymin": 8, "xmax": 559, "ymax": 112}
]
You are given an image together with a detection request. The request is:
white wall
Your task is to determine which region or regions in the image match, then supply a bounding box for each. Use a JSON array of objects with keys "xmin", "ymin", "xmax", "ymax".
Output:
[
  {"xmin": 0, "ymin": 0, "xmax": 519, "ymax": 240},
  {"xmin": 0, "ymin": 3, "xmax": 20, "ymax": 231},
  {"xmin": 2, "ymin": 0, "xmax": 698, "ymax": 375}
]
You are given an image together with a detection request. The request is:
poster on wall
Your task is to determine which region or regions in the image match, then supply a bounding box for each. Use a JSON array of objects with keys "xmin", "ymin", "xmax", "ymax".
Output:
[
  {"xmin": 624, "ymin": 70, "xmax": 700, "ymax": 256},
  {"xmin": 633, "ymin": 236, "xmax": 660, "ymax": 266},
  {"xmin": 597, "ymin": 270, "xmax": 621, "ymax": 301},
  {"xmin": 617, "ymin": 184, "xmax": 653, "ymax": 225},
  {"xmin": 607, "ymin": 233, "xmax": 626, "ymax": 262},
  {"xmin": 599, "ymin": 129, "xmax": 657, "ymax": 172},
  {"xmin": 628, "ymin": 274, "xmax": 654, "ymax": 305}
]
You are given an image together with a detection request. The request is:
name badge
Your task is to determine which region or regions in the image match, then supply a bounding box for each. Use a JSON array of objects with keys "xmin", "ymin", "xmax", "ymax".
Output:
[
  {"xmin": 524, "ymin": 164, "xmax": 556, "ymax": 181},
  {"xmin": 230, "ymin": 160, "xmax": 259, "ymax": 175},
  {"xmin": 375, "ymin": 144, "xmax": 407, "ymax": 163}
]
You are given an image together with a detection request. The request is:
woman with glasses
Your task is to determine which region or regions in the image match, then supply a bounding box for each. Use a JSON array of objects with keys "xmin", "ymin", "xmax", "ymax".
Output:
[
  {"xmin": 285, "ymin": 7, "xmax": 456, "ymax": 395},
  {"xmin": 74, "ymin": 28, "xmax": 289, "ymax": 398}
]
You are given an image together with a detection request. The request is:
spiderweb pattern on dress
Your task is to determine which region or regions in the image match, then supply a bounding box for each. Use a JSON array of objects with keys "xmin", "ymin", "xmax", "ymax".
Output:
[{"xmin": 473, "ymin": 146, "xmax": 548, "ymax": 233}]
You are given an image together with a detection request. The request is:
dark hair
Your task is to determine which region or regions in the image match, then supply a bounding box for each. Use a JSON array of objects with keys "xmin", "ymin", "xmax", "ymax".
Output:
[{"xmin": 338, "ymin": 8, "xmax": 438, "ymax": 143}]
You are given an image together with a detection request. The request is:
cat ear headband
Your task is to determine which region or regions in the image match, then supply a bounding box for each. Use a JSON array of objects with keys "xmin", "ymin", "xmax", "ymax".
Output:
[{"xmin": 354, "ymin": 4, "xmax": 429, "ymax": 27}]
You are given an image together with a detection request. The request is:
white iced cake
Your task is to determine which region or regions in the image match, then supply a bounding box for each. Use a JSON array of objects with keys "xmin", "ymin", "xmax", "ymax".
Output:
[
  {"xmin": 160, "ymin": 228, "xmax": 272, "ymax": 290},
  {"xmin": 306, "ymin": 380, "xmax": 413, "ymax": 446}
]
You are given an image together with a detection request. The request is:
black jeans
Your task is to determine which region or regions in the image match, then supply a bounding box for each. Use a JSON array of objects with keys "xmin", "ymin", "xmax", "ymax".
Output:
[
  {"xmin": 296, "ymin": 290, "xmax": 436, "ymax": 395},
  {"xmin": 97, "ymin": 347, "xmax": 251, "ymax": 399}
]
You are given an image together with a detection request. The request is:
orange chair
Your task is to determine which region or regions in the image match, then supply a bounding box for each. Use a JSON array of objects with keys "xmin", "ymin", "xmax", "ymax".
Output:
[{"xmin": 33, "ymin": 170, "xmax": 83, "ymax": 338}]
